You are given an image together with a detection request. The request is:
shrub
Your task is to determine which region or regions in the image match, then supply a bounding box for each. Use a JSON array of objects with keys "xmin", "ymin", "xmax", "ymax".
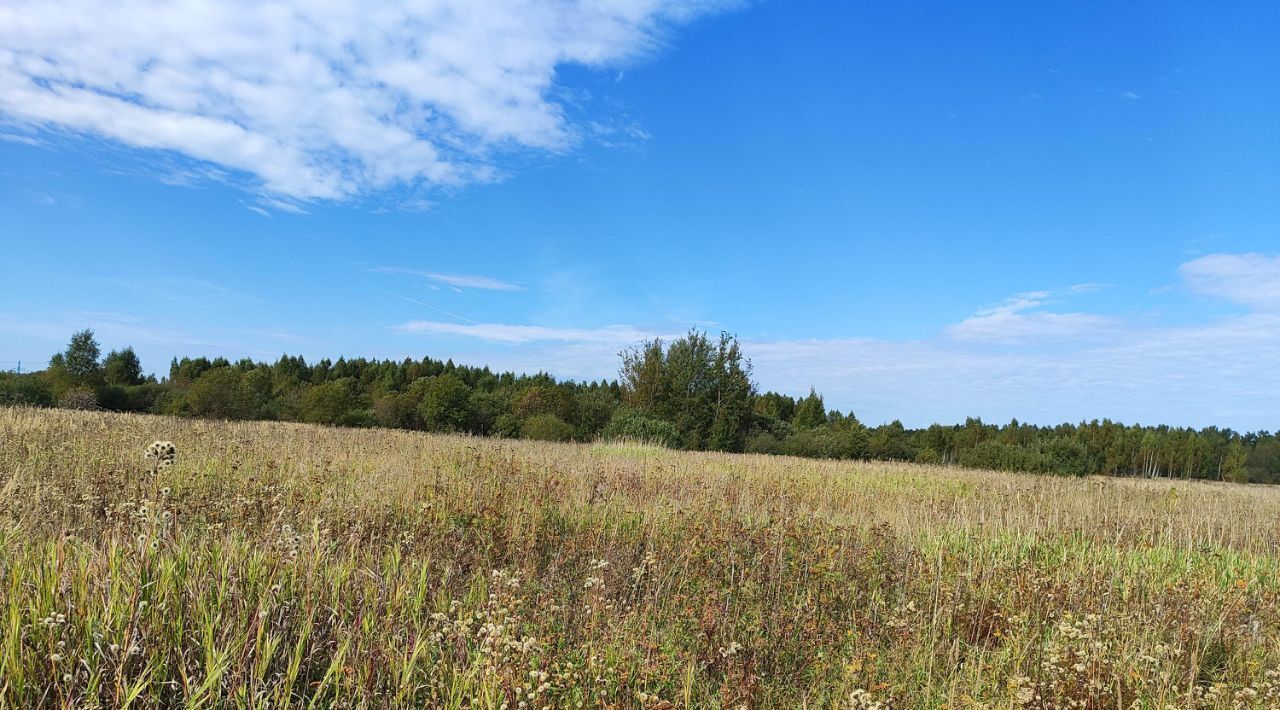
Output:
[
  {"xmin": 601, "ymin": 409, "xmax": 680, "ymax": 448},
  {"xmin": 520, "ymin": 413, "xmax": 574, "ymax": 442},
  {"xmin": 373, "ymin": 392, "xmax": 417, "ymax": 429},
  {"xmin": 57, "ymin": 388, "xmax": 98, "ymax": 410},
  {"xmin": 414, "ymin": 375, "xmax": 471, "ymax": 432},
  {"xmin": 745, "ymin": 432, "xmax": 781, "ymax": 455},
  {"xmin": 493, "ymin": 413, "xmax": 523, "ymax": 439},
  {"xmin": 302, "ymin": 379, "xmax": 360, "ymax": 426},
  {"xmin": 187, "ymin": 367, "xmax": 257, "ymax": 420},
  {"xmin": 0, "ymin": 372, "xmax": 54, "ymax": 407}
]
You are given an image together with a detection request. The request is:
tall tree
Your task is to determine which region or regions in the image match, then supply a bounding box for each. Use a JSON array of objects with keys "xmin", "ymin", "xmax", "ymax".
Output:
[
  {"xmin": 59, "ymin": 329, "xmax": 102, "ymax": 385},
  {"xmin": 792, "ymin": 388, "xmax": 826, "ymax": 429},
  {"xmin": 620, "ymin": 330, "xmax": 756, "ymax": 451},
  {"xmin": 706, "ymin": 332, "xmax": 755, "ymax": 452},
  {"xmin": 619, "ymin": 338, "xmax": 669, "ymax": 414},
  {"xmin": 103, "ymin": 346, "xmax": 145, "ymax": 386}
]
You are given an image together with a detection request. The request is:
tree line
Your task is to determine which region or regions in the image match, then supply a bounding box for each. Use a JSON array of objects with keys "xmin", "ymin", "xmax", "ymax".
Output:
[{"xmin": 2, "ymin": 328, "xmax": 1278, "ymax": 483}]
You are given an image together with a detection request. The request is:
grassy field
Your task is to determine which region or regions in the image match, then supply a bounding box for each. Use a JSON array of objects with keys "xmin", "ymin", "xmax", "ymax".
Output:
[{"xmin": 2, "ymin": 407, "xmax": 1279, "ymax": 708}]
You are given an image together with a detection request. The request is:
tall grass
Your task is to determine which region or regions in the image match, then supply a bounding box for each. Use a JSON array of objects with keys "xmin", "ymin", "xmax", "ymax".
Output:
[{"xmin": 1, "ymin": 407, "xmax": 1278, "ymax": 707}]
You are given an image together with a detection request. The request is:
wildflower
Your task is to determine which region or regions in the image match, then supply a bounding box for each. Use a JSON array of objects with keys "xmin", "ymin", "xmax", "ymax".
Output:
[{"xmin": 719, "ymin": 641, "xmax": 743, "ymax": 658}]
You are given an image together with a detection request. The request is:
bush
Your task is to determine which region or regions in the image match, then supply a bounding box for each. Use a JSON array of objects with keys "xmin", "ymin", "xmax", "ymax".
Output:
[
  {"xmin": 745, "ymin": 432, "xmax": 781, "ymax": 455},
  {"xmin": 601, "ymin": 409, "xmax": 680, "ymax": 448},
  {"xmin": 1039, "ymin": 437, "xmax": 1092, "ymax": 476},
  {"xmin": 187, "ymin": 367, "xmax": 257, "ymax": 420},
  {"xmin": 520, "ymin": 414, "xmax": 574, "ymax": 442},
  {"xmin": 58, "ymin": 388, "xmax": 98, "ymax": 410},
  {"xmin": 302, "ymin": 379, "xmax": 359, "ymax": 426},
  {"xmin": 414, "ymin": 375, "xmax": 471, "ymax": 432},
  {"xmin": 779, "ymin": 427, "xmax": 843, "ymax": 459},
  {"xmin": 959, "ymin": 439, "xmax": 1045, "ymax": 473},
  {"xmin": 94, "ymin": 382, "xmax": 163, "ymax": 413},
  {"xmin": 0, "ymin": 373, "xmax": 54, "ymax": 407},
  {"xmin": 915, "ymin": 447, "xmax": 942, "ymax": 465},
  {"xmin": 493, "ymin": 413, "xmax": 523, "ymax": 439},
  {"xmin": 373, "ymin": 392, "xmax": 417, "ymax": 429}
]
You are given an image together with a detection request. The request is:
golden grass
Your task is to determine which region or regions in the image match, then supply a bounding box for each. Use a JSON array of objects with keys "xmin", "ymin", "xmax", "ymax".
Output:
[{"xmin": 1, "ymin": 406, "xmax": 1279, "ymax": 708}]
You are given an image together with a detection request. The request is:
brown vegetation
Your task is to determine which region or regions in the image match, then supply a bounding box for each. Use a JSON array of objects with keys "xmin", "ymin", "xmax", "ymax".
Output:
[{"xmin": 2, "ymin": 407, "xmax": 1278, "ymax": 707}]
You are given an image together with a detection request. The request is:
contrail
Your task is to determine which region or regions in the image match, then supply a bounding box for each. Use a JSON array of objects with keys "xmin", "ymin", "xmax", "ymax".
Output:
[{"xmin": 383, "ymin": 290, "xmax": 478, "ymax": 325}]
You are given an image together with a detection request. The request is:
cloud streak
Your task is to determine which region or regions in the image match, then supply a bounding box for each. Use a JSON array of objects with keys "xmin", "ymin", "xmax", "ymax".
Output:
[
  {"xmin": 376, "ymin": 267, "xmax": 525, "ymax": 292},
  {"xmin": 393, "ymin": 320, "xmax": 660, "ymax": 345},
  {"xmin": 0, "ymin": 0, "xmax": 733, "ymax": 201}
]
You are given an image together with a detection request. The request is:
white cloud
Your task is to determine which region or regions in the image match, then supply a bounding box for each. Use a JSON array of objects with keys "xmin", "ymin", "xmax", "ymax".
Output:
[
  {"xmin": 750, "ymin": 260, "xmax": 1280, "ymax": 427},
  {"xmin": 0, "ymin": 0, "xmax": 733, "ymax": 201},
  {"xmin": 1179, "ymin": 253, "xmax": 1280, "ymax": 311},
  {"xmin": 376, "ymin": 267, "xmax": 525, "ymax": 292},
  {"xmin": 746, "ymin": 312, "xmax": 1280, "ymax": 429},
  {"xmin": 393, "ymin": 320, "xmax": 660, "ymax": 345},
  {"xmin": 945, "ymin": 289, "xmax": 1116, "ymax": 343},
  {"xmin": 946, "ymin": 311, "xmax": 1115, "ymax": 343},
  {"xmin": 974, "ymin": 291, "xmax": 1052, "ymax": 317},
  {"xmin": 385, "ymin": 255, "xmax": 1280, "ymax": 429}
]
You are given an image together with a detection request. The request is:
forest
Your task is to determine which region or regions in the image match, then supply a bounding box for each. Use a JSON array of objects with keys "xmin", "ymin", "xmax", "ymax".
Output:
[{"xmin": 3, "ymin": 328, "xmax": 1278, "ymax": 483}]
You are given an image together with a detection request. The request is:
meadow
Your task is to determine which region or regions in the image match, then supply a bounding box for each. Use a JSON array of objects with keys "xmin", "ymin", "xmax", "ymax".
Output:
[{"xmin": 1, "ymin": 407, "xmax": 1279, "ymax": 708}]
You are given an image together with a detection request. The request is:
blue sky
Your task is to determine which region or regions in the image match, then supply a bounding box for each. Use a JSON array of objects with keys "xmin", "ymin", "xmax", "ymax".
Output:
[{"xmin": 2, "ymin": 0, "xmax": 1278, "ymax": 430}]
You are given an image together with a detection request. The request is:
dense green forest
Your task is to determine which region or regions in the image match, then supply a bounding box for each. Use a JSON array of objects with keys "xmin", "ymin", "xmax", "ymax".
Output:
[{"xmin": 3, "ymin": 329, "xmax": 1278, "ymax": 483}]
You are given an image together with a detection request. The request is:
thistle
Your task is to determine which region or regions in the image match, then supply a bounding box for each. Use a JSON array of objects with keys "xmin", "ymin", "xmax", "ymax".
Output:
[{"xmin": 144, "ymin": 440, "xmax": 176, "ymax": 474}]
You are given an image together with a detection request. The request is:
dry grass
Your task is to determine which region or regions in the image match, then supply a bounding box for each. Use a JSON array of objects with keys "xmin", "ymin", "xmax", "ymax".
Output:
[{"xmin": 2, "ymin": 406, "xmax": 1279, "ymax": 708}]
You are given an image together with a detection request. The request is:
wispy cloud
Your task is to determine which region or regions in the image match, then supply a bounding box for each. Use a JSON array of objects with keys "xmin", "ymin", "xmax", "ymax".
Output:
[
  {"xmin": 393, "ymin": 320, "xmax": 660, "ymax": 345},
  {"xmin": 100, "ymin": 276, "xmax": 263, "ymax": 307},
  {"xmin": 375, "ymin": 267, "xmax": 526, "ymax": 292},
  {"xmin": 1179, "ymin": 253, "xmax": 1280, "ymax": 311},
  {"xmin": 0, "ymin": 132, "xmax": 41, "ymax": 146},
  {"xmin": 0, "ymin": 0, "xmax": 735, "ymax": 201},
  {"xmin": 747, "ymin": 313, "xmax": 1280, "ymax": 429},
  {"xmin": 755, "ymin": 260, "xmax": 1280, "ymax": 427},
  {"xmin": 386, "ymin": 255, "xmax": 1280, "ymax": 429},
  {"xmin": 23, "ymin": 190, "xmax": 57, "ymax": 206},
  {"xmin": 945, "ymin": 289, "xmax": 1116, "ymax": 343},
  {"xmin": 0, "ymin": 310, "xmax": 279, "ymax": 359}
]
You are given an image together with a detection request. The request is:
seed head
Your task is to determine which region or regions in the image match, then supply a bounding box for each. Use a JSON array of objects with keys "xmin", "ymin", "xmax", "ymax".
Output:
[{"xmin": 144, "ymin": 440, "xmax": 176, "ymax": 469}]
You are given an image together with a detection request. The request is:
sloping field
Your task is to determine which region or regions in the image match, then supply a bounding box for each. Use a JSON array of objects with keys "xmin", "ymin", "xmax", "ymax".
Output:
[{"xmin": 2, "ymin": 407, "xmax": 1279, "ymax": 707}]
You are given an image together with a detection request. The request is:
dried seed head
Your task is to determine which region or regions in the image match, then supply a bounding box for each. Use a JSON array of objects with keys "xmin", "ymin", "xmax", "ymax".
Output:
[{"xmin": 144, "ymin": 440, "xmax": 176, "ymax": 469}]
